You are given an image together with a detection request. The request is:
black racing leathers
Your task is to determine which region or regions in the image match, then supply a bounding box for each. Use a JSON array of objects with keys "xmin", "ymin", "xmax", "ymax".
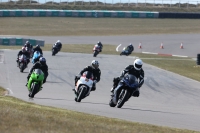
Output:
[
  {"xmin": 120, "ymin": 65, "xmax": 144, "ymax": 88},
  {"xmin": 27, "ymin": 62, "xmax": 49, "ymax": 83},
  {"xmin": 75, "ymin": 66, "xmax": 101, "ymax": 91},
  {"xmin": 113, "ymin": 65, "xmax": 144, "ymax": 98},
  {"xmin": 33, "ymin": 47, "xmax": 43, "ymax": 55},
  {"xmin": 126, "ymin": 45, "xmax": 134, "ymax": 53},
  {"xmin": 17, "ymin": 51, "xmax": 30, "ymax": 64}
]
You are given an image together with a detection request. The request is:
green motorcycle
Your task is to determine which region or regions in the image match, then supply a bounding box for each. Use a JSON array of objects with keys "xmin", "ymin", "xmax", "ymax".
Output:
[{"xmin": 27, "ymin": 69, "xmax": 44, "ymax": 98}]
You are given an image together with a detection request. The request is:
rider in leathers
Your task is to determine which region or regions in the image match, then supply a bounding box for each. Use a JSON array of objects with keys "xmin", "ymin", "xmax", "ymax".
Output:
[
  {"xmin": 112, "ymin": 59, "xmax": 144, "ymax": 104},
  {"xmin": 74, "ymin": 60, "xmax": 101, "ymax": 91},
  {"xmin": 97, "ymin": 41, "xmax": 103, "ymax": 52},
  {"xmin": 33, "ymin": 44, "xmax": 43, "ymax": 55},
  {"xmin": 26, "ymin": 57, "xmax": 49, "ymax": 86},
  {"xmin": 17, "ymin": 47, "xmax": 30, "ymax": 67},
  {"xmin": 126, "ymin": 43, "xmax": 134, "ymax": 53}
]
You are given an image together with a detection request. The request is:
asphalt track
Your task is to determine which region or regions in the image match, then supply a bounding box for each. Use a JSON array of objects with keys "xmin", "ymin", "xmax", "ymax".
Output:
[{"xmin": 0, "ymin": 34, "xmax": 200, "ymax": 131}]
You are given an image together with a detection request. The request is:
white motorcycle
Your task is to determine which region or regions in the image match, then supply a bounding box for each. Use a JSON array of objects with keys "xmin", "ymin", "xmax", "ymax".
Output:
[{"xmin": 74, "ymin": 71, "xmax": 94, "ymax": 102}]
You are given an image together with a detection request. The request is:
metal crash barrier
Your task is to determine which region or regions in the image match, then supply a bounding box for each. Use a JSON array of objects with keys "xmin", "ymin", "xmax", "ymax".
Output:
[{"xmin": 0, "ymin": 37, "xmax": 45, "ymax": 46}]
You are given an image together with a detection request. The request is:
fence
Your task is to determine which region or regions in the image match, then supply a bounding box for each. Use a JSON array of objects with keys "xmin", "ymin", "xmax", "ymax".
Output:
[
  {"xmin": 0, "ymin": 37, "xmax": 45, "ymax": 46},
  {"xmin": 0, "ymin": 0, "xmax": 200, "ymax": 8}
]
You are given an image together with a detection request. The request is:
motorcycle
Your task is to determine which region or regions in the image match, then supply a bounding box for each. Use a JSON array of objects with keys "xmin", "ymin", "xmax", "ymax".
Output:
[
  {"xmin": 32, "ymin": 51, "xmax": 42, "ymax": 64},
  {"xmin": 52, "ymin": 45, "xmax": 60, "ymax": 56},
  {"xmin": 27, "ymin": 69, "xmax": 44, "ymax": 98},
  {"xmin": 93, "ymin": 44, "xmax": 101, "ymax": 57},
  {"xmin": 18, "ymin": 54, "xmax": 28, "ymax": 72},
  {"xmin": 120, "ymin": 47, "xmax": 132, "ymax": 56},
  {"xmin": 109, "ymin": 74, "xmax": 139, "ymax": 108},
  {"xmin": 74, "ymin": 71, "xmax": 94, "ymax": 102}
]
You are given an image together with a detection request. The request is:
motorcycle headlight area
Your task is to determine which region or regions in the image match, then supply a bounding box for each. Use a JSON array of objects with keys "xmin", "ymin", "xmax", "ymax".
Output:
[{"xmin": 123, "ymin": 79, "xmax": 138, "ymax": 88}]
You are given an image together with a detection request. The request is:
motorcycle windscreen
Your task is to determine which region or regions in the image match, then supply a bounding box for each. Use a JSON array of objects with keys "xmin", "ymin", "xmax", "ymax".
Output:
[
  {"xmin": 82, "ymin": 71, "xmax": 94, "ymax": 80},
  {"xmin": 19, "ymin": 54, "xmax": 27, "ymax": 60},
  {"xmin": 34, "ymin": 69, "xmax": 44, "ymax": 75},
  {"xmin": 123, "ymin": 74, "xmax": 138, "ymax": 88}
]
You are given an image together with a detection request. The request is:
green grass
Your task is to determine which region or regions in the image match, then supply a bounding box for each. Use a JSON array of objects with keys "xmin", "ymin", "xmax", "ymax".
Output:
[
  {"xmin": 0, "ymin": 87, "xmax": 199, "ymax": 133},
  {"xmin": 1, "ymin": 18, "xmax": 200, "ymax": 36}
]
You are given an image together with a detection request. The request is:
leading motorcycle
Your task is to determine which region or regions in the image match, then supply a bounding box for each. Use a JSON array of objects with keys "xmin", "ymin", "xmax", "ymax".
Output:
[
  {"xmin": 27, "ymin": 69, "xmax": 44, "ymax": 98},
  {"xmin": 74, "ymin": 71, "xmax": 94, "ymax": 102},
  {"xmin": 18, "ymin": 54, "xmax": 28, "ymax": 72},
  {"xmin": 109, "ymin": 74, "xmax": 139, "ymax": 108},
  {"xmin": 120, "ymin": 47, "xmax": 132, "ymax": 56},
  {"xmin": 52, "ymin": 45, "xmax": 60, "ymax": 56},
  {"xmin": 93, "ymin": 44, "xmax": 101, "ymax": 57}
]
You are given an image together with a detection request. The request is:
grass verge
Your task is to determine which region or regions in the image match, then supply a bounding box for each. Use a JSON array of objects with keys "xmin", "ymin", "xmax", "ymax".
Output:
[{"xmin": 0, "ymin": 87, "xmax": 199, "ymax": 133}]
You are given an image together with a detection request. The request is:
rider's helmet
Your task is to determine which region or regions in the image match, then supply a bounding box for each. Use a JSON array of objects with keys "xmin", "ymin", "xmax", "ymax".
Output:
[
  {"xmin": 39, "ymin": 57, "xmax": 46, "ymax": 65},
  {"xmin": 97, "ymin": 41, "xmax": 101, "ymax": 44},
  {"xmin": 129, "ymin": 43, "xmax": 133, "ymax": 46},
  {"xmin": 22, "ymin": 47, "xmax": 26, "ymax": 52},
  {"xmin": 91, "ymin": 60, "xmax": 99, "ymax": 69},
  {"xmin": 25, "ymin": 41, "xmax": 30, "ymax": 47},
  {"xmin": 56, "ymin": 40, "xmax": 61, "ymax": 46},
  {"xmin": 36, "ymin": 44, "xmax": 40, "ymax": 48},
  {"xmin": 133, "ymin": 59, "xmax": 143, "ymax": 71}
]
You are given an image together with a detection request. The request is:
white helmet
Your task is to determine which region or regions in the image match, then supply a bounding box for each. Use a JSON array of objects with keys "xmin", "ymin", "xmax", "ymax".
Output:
[
  {"xmin": 129, "ymin": 43, "xmax": 132, "ymax": 46},
  {"xmin": 133, "ymin": 59, "xmax": 143, "ymax": 70},
  {"xmin": 57, "ymin": 40, "xmax": 61, "ymax": 43},
  {"xmin": 91, "ymin": 60, "xmax": 99, "ymax": 69}
]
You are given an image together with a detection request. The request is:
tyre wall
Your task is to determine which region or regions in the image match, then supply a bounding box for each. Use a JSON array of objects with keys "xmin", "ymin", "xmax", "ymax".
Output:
[
  {"xmin": 0, "ymin": 38, "xmax": 45, "ymax": 46},
  {"xmin": 0, "ymin": 10, "xmax": 159, "ymax": 18}
]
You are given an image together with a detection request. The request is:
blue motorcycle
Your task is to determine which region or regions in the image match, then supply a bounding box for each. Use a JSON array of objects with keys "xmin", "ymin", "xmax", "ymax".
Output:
[{"xmin": 32, "ymin": 51, "xmax": 42, "ymax": 64}]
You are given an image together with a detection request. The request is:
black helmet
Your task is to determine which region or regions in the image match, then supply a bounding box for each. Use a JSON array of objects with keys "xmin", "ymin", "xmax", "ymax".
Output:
[
  {"xmin": 39, "ymin": 57, "xmax": 46, "ymax": 65},
  {"xmin": 36, "ymin": 44, "xmax": 40, "ymax": 48},
  {"xmin": 91, "ymin": 60, "xmax": 99, "ymax": 69},
  {"xmin": 25, "ymin": 41, "xmax": 30, "ymax": 47}
]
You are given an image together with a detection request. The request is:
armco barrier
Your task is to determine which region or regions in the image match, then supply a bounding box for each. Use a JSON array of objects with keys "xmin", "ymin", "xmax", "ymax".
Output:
[
  {"xmin": 159, "ymin": 12, "xmax": 200, "ymax": 18},
  {"xmin": 0, "ymin": 38, "xmax": 45, "ymax": 46},
  {"xmin": 0, "ymin": 10, "xmax": 159, "ymax": 18}
]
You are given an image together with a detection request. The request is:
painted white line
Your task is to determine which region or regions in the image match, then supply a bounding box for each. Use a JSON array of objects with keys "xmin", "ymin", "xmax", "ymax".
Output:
[
  {"xmin": 5, "ymin": 88, "xmax": 13, "ymax": 95},
  {"xmin": 0, "ymin": 54, "xmax": 4, "ymax": 63},
  {"xmin": 172, "ymin": 55, "xmax": 188, "ymax": 58},
  {"xmin": 116, "ymin": 44, "xmax": 121, "ymax": 52},
  {"xmin": 142, "ymin": 52, "xmax": 157, "ymax": 55}
]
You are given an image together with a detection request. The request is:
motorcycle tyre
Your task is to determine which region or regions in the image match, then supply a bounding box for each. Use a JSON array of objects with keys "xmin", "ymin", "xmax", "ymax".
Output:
[
  {"xmin": 77, "ymin": 86, "xmax": 86, "ymax": 102},
  {"xmin": 29, "ymin": 83, "xmax": 40, "ymax": 98},
  {"xmin": 117, "ymin": 89, "xmax": 130, "ymax": 108},
  {"xmin": 20, "ymin": 63, "xmax": 25, "ymax": 72}
]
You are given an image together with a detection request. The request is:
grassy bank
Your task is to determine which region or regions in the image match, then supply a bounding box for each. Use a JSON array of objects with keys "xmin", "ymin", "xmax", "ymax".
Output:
[
  {"xmin": 1, "ymin": 18, "xmax": 200, "ymax": 36},
  {"xmin": 0, "ymin": 87, "xmax": 199, "ymax": 133}
]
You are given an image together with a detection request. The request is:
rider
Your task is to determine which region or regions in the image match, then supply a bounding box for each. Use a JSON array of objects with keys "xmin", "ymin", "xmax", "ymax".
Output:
[
  {"xmin": 24, "ymin": 41, "xmax": 33, "ymax": 50},
  {"xmin": 97, "ymin": 41, "xmax": 103, "ymax": 52},
  {"xmin": 111, "ymin": 59, "xmax": 144, "ymax": 104},
  {"xmin": 73, "ymin": 60, "xmax": 101, "ymax": 100},
  {"xmin": 33, "ymin": 44, "xmax": 43, "ymax": 55},
  {"xmin": 53, "ymin": 40, "xmax": 62, "ymax": 51},
  {"xmin": 16, "ymin": 47, "xmax": 30, "ymax": 67},
  {"xmin": 126, "ymin": 43, "xmax": 134, "ymax": 53},
  {"xmin": 26, "ymin": 57, "xmax": 49, "ymax": 87}
]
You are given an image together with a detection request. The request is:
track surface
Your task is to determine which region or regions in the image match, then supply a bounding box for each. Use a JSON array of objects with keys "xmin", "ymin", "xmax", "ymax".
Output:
[{"xmin": 0, "ymin": 48, "xmax": 200, "ymax": 131}]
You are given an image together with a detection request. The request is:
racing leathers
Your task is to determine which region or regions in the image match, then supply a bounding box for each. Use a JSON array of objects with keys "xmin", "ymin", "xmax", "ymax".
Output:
[
  {"xmin": 17, "ymin": 50, "xmax": 30, "ymax": 66},
  {"xmin": 27, "ymin": 61, "xmax": 49, "ymax": 84},
  {"xmin": 126, "ymin": 45, "xmax": 134, "ymax": 53},
  {"xmin": 33, "ymin": 47, "xmax": 43, "ymax": 55},
  {"xmin": 112, "ymin": 65, "xmax": 144, "ymax": 98},
  {"xmin": 75, "ymin": 65, "xmax": 101, "ymax": 91}
]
